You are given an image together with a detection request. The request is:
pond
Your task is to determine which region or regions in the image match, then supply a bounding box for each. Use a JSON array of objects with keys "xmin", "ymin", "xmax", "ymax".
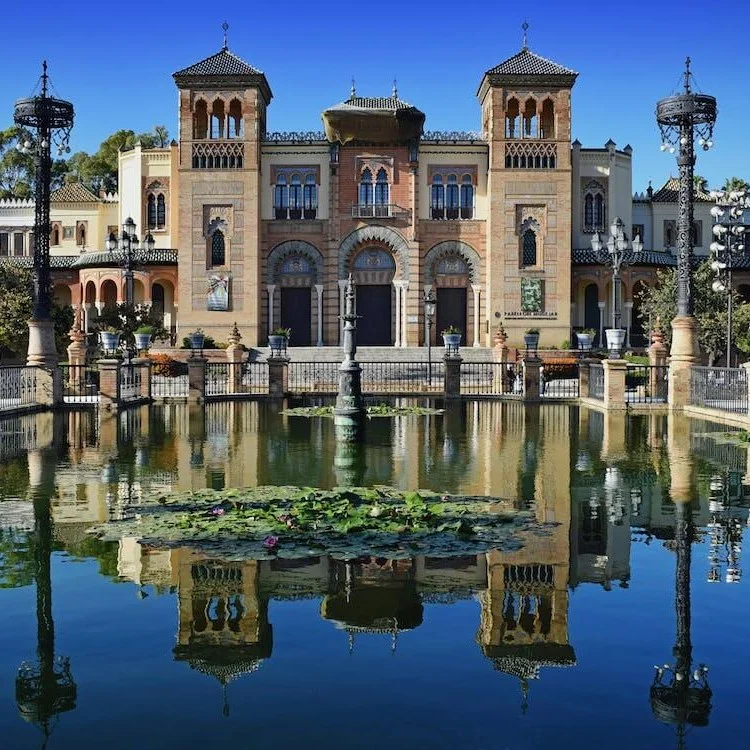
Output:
[{"xmin": 0, "ymin": 400, "xmax": 748, "ymax": 749}]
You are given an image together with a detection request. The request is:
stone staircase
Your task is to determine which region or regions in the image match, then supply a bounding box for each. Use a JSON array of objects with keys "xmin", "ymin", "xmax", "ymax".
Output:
[{"xmin": 248, "ymin": 345, "xmax": 497, "ymax": 362}]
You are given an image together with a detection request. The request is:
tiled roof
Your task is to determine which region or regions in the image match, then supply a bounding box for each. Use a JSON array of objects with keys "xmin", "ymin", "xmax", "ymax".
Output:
[
  {"xmin": 327, "ymin": 95, "xmax": 419, "ymax": 112},
  {"xmin": 651, "ymin": 177, "xmax": 713, "ymax": 203},
  {"xmin": 173, "ymin": 48, "xmax": 263, "ymax": 78},
  {"xmin": 0, "ymin": 255, "xmax": 78, "ymax": 269},
  {"xmin": 51, "ymin": 183, "xmax": 100, "ymax": 203},
  {"xmin": 485, "ymin": 47, "xmax": 577, "ymax": 78},
  {"xmin": 71, "ymin": 249, "xmax": 178, "ymax": 269},
  {"xmin": 573, "ymin": 249, "xmax": 677, "ymax": 268}
]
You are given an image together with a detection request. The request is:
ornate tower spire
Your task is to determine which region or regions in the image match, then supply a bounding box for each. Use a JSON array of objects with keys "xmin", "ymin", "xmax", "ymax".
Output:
[
  {"xmin": 222, "ymin": 21, "xmax": 229, "ymax": 50},
  {"xmin": 350, "ymin": 78, "xmax": 356, "ymax": 98},
  {"xmin": 522, "ymin": 20, "xmax": 529, "ymax": 49},
  {"xmin": 392, "ymin": 78, "xmax": 398, "ymax": 98}
]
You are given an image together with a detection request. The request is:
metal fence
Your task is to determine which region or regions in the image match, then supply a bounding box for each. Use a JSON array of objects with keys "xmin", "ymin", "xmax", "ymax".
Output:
[
  {"xmin": 541, "ymin": 361, "xmax": 579, "ymax": 399},
  {"xmin": 690, "ymin": 366, "xmax": 748, "ymax": 414},
  {"xmin": 205, "ymin": 361, "xmax": 269, "ymax": 397},
  {"xmin": 288, "ymin": 361, "xmax": 340, "ymax": 393},
  {"xmin": 589, "ymin": 364, "xmax": 605, "ymax": 401},
  {"xmin": 119, "ymin": 362, "xmax": 144, "ymax": 403},
  {"xmin": 362, "ymin": 361, "xmax": 444, "ymax": 394},
  {"xmin": 0, "ymin": 366, "xmax": 37, "ymax": 413},
  {"xmin": 626, "ymin": 364, "xmax": 668, "ymax": 403},
  {"xmin": 460, "ymin": 362, "xmax": 523, "ymax": 396},
  {"xmin": 60, "ymin": 363, "xmax": 100, "ymax": 404},
  {"xmin": 152, "ymin": 373, "xmax": 189, "ymax": 399}
]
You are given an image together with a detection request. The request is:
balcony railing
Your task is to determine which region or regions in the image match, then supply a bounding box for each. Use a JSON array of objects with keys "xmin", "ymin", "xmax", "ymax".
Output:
[
  {"xmin": 192, "ymin": 141, "xmax": 244, "ymax": 169},
  {"xmin": 430, "ymin": 206, "xmax": 474, "ymax": 220},
  {"xmin": 352, "ymin": 204, "xmax": 410, "ymax": 220},
  {"xmin": 274, "ymin": 207, "xmax": 318, "ymax": 220}
]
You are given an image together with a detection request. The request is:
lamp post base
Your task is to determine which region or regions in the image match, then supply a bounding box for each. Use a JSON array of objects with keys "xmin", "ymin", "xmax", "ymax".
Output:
[
  {"xmin": 26, "ymin": 319, "xmax": 58, "ymax": 368},
  {"xmin": 668, "ymin": 315, "xmax": 699, "ymax": 410}
]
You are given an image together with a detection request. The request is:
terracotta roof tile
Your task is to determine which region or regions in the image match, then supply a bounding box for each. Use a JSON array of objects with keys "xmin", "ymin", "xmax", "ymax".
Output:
[
  {"xmin": 485, "ymin": 48, "xmax": 577, "ymax": 78},
  {"xmin": 173, "ymin": 48, "xmax": 263, "ymax": 78},
  {"xmin": 50, "ymin": 183, "xmax": 100, "ymax": 203}
]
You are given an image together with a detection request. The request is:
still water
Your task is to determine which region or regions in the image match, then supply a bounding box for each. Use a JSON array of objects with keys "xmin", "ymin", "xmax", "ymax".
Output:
[{"xmin": 0, "ymin": 401, "xmax": 747, "ymax": 749}]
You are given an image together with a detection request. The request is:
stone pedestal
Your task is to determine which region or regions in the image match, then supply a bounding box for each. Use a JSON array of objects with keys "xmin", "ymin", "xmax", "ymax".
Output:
[
  {"xmin": 522, "ymin": 357, "xmax": 542, "ymax": 401},
  {"xmin": 268, "ymin": 357, "xmax": 289, "ymax": 399},
  {"xmin": 33, "ymin": 366, "xmax": 62, "ymax": 408},
  {"xmin": 668, "ymin": 316, "xmax": 698, "ymax": 410},
  {"xmin": 603, "ymin": 359, "xmax": 627, "ymax": 410},
  {"xmin": 97, "ymin": 358, "xmax": 121, "ymax": 412},
  {"xmin": 492, "ymin": 334, "xmax": 511, "ymax": 394},
  {"xmin": 225, "ymin": 322, "xmax": 244, "ymax": 395},
  {"xmin": 443, "ymin": 355, "xmax": 462, "ymax": 399},
  {"xmin": 66, "ymin": 327, "xmax": 88, "ymax": 392},
  {"xmin": 601, "ymin": 411, "xmax": 627, "ymax": 460},
  {"xmin": 187, "ymin": 356, "xmax": 207, "ymax": 404},
  {"xmin": 668, "ymin": 414, "xmax": 694, "ymax": 504},
  {"xmin": 26, "ymin": 319, "xmax": 58, "ymax": 368},
  {"xmin": 333, "ymin": 439, "xmax": 366, "ymax": 487}
]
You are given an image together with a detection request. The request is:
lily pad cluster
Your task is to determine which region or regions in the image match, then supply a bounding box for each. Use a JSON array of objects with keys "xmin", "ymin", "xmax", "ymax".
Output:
[
  {"xmin": 90, "ymin": 485, "xmax": 548, "ymax": 560},
  {"xmin": 281, "ymin": 404, "xmax": 443, "ymax": 418}
]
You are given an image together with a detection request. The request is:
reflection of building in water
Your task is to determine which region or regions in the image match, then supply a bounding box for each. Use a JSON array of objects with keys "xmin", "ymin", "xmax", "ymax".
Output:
[
  {"xmin": 172, "ymin": 550, "xmax": 272, "ymax": 717},
  {"xmin": 321, "ymin": 558, "xmax": 423, "ymax": 653}
]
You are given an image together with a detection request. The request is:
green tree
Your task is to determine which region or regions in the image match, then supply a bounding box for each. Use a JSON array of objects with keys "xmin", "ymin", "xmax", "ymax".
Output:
[
  {"xmin": 0, "ymin": 264, "xmax": 73, "ymax": 359},
  {"xmin": 636, "ymin": 259, "xmax": 746, "ymax": 365},
  {"xmin": 94, "ymin": 302, "xmax": 169, "ymax": 348},
  {"xmin": 694, "ymin": 174, "xmax": 709, "ymax": 192},
  {"xmin": 0, "ymin": 125, "xmax": 35, "ymax": 198},
  {"xmin": 722, "ymin": 176, "xmax": 749, "ymax": 195}
]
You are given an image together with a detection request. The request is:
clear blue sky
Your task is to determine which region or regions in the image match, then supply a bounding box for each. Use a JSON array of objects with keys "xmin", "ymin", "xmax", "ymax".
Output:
[{"xmin": 1, "ymin": 0, "xmax": 747, "ymax": 192}]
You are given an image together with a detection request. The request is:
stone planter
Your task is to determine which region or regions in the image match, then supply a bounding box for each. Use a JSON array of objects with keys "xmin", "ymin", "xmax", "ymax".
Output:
[
  {"xmin": 442, "ymin": 333, "xmax": 462, "ymax": 354},
  {"xmin": 576, "ymin": 332, "xmax": 594, "ymax": 352},
  {"xmin": 268, "ymin": 334, "xmax": 288, "ymax": 356},
  {"xmin": 605, "ymin": 328, "xmax": 626, "ymax": 358},
  {"xmin": 134, "ymin": 333, "xmax": 152, "ymax": 352},
  {"xmin": 523, "ymin": 332, "xmax": 540, "ymax": 354},
  {"xmin": 190, "ymin": 333, "xmax": 205, "ymax": 351},
  {"xmin": 99, "ymin": 331, "xmax": 120, "ymax": 353}
]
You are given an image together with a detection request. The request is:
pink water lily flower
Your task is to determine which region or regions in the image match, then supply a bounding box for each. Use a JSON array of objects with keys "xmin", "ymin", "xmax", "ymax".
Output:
[
  {"xmin": 263, "ymin": 535, "xmax": 280, "ymax": 550},
  {"xmin": 211, "ymin": 507, "xmax": 225, "ymax": 516}
]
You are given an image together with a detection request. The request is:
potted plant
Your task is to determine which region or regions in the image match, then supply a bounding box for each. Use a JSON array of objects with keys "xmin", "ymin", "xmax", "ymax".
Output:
[
  {"xmin": 98, "ymin": 326, "xmax": 120, "ymax": 354},
  {"xmin": 189, "ymin": 328, "xmax": 205, "ymax": 351},
  {"xmin": 605, "ymin": 328, "xmax": 626, "ymax": 359},
  {"xmin": 268, "ymin": 327, "xmax": 291, "ymax": 356},
  {"xmin": 576, "ymin": 328, "xmax": 596, "ymax": 351},
  {"xmin": 524, "ymin": 327, "xmax": 540, "ymax": 353},
  {"xmin": 441, "ymin": 325, "xmax": 462, "ymax": 351},
  {"xmin": 134, "ymin": 325, "xmax": 154, "ymax": 352}
]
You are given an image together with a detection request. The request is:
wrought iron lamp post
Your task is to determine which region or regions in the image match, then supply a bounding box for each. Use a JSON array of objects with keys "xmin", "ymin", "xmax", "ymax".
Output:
[
  {"xmin": 106, "ymin": 217, "xmax": 155, "ymax": 359},
  {"xmin": 709, "ymin": 191, "xmax": 748, "ymax": 367},
  {"xmin": 656, "ymin": 58, "xmax": 717, "ymax": 365},
  {"xmin": 424, "ymin": 290, "xmax": 436, "ymax": 385},
  {"xmin": 590, "ymin": 218, "xmax": 643, "ymax": 358},
  {"xmin": 13, "ymin": 62, "xmax": 74, "ymax": 366}
]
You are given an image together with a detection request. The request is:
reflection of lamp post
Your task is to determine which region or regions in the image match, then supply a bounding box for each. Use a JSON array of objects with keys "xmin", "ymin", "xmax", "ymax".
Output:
[
  {"xmin": 14, "ymin": 62, "xmax": 74, "ymax": 367},
  {"xmin": 424, "ymin": 290, "xmax": 436, "ymax": 385},
  {"xmin": 591, "ymin": 217, "xmax": 642, "ymax": 357},
  {"xmin": 709, "ymin": 192, "xmax": 747, "ymax": 367},
  {"xmin": 649, "ymin": 501, "xmax": 711, "ymax": 749}
]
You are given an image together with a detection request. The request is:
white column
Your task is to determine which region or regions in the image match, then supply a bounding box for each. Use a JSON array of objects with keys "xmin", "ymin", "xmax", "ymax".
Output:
[
  {"xmin": 82, "ymin": 303, "xmax": 91, "ymax": 333},
  {"xmin": 267, "ymin": 285, "xmax": 276, "ymax": 336},
  {"xmin": 394, "ymin": 282, "xmax": 402, "ymax": 348},
  {"xmin": 338, "ymin": 279, "xmax": 347, "ymax": 344},
  {"xmin": 315, "ymin": 284, "xmax": 324, "ymax": 347},
  {"xmin": 471, "ymin": 284, "xmax": 481, "ymax": 347},
  {"xmin": 401, "ymin": 281, "xmax": 409, "ymax": 347},
  {"xmin": 598, "ymin": 300, "xmax": 606, "ymax": 344}
]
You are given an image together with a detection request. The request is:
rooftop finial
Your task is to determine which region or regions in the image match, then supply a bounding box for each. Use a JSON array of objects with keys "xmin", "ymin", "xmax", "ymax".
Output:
[
  {"xmin": 684, "ymin": 55, "xmax": 691, "ymax": 93},
  {"xmin": 222, "ymin": 21, "xmax": 229, "ymax": 50},
  {"xmin": 350, "ymin": 78, "xmax": 356, "ymax": 98},
  {"xmin": 522, "ymin": 20, "xmax": 529, "ymax": 49},
  {"xmin": 392, "ymin": 78, "xmax": 398, "ymax": 98}
]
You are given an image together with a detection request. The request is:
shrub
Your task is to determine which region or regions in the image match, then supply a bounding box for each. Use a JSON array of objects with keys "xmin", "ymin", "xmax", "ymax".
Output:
[
  {"xmin": 181, "ymin": 334, "xmax": 217, "ymax": 349},
  {"xmin": 542, "ymin": 357, "xmax": 578, "ymax": 381},
  {"xmin": 150, "ymin": 353, "xmax": 187, "ymax": 377}
]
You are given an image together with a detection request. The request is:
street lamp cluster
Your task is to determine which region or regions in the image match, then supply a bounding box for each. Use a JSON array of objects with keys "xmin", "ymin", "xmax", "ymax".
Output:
[
  {"xmin": 590, "ymin": 218, "xmax": 643, "ymax": 358},
  {"xmin": 709, "ymin": 190, "xmax": 748, "ymax": 367}
]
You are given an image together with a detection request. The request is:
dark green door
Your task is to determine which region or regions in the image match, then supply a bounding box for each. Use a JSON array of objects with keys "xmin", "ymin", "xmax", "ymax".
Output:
[
  {"xmin": 281, "ymin": 287, "xmax": 312, "ymax": 346},
  {"xmin": 357, "ymin": 285, "xmax": 392, "ymax": 346},
  {"xmin": 436, "ymin": 288, "xmax": 467, "ymax": 339}
]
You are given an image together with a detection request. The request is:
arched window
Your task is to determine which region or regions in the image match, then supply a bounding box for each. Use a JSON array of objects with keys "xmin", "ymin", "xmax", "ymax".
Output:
[
  {"xmin": 523, "ymin": 99, "xmax": 538, "ymax": 139},
  {"xmin": 274, "ymin": 175, "xmax": 288, "ymax": 219},
  {"xmin": 540, "ymin": 99, "xmax": 555, "ymax": 139},
  {"xmin": 157, "ymin": 194, "xmax": 166, "ymax": 229},
  {"xmin": 359, "ymin": 168, "xmax": 373, "ymax": 207},
  {"xmin": 211, "ymin": 230, "xmax": 226, "ymax": 267},
  {"xmin": 460, "ymin": 175, "xmax": 474, "ymax": 219},
  {"xmin": 77, "ymin": 224, "xmax": 86, "ymax": 247},
  {"xmin": 194, "ymin": 100, "xmax": 208, "ymax": 139},
  {"xmin": 303, "ymin": 174, "xmax": 317, "ymax": 219},
  {"xmin": 289, "ymin": 174, "xmax": 302, "ymax": 219},
  {"xmin": 228, "ymin": 99, "xmax": 243, "ymax": 138},
  {"xmin": 210, "ymin": 99, "xmax": 225, "ymax": 139},
  {"xmin": 147, "ymin": 194, "xmax": 157, "ymax": 229},
  {"xmin": 505, "ymin": 98, "xmax": 519, "ymax": 139},
  {"xmin": 374, "ymin": 168, "xmax": 389, "ymax": 216},
  {"xmin": 583, "ymin": 181, "xmax": 606, "ymax": 232},
  {"xmin": 584, "ymin": 194, "xmax": 593, "ymax": 229},
  {"xmin": 446, "ymin": 174, "xmax": 459, "ymax": 219},
  {"xmin": 431, "ymin": 175, "xmax": 444, "ymax": 219},
  {"xmin": 522, "ymin": 229, "xmax": 537, "ymax": 267},
  {"xmin": 594, "ymin": 194, "xmax": 605, "ymax": 230},
  {"xmin": 50, "ymin": 225, "xmax": 60, "ymax": 246}
]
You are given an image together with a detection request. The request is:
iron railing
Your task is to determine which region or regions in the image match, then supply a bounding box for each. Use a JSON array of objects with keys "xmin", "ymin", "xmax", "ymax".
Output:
[
  {"xmin": 361, "ymin": 361, "xmax": 444, "ymax": 394},
  {"xmin": 460, "ymin": 362, "xmax": 523, "ymax": 396},
  {"xmin": 626, "ymin": 364, "xmax": 668, "ymax": 403},
  {"xmin": 0, "ymin": 366, "xmax": 37, "ymax": 412},
  {"xmin": 60, "ymin": 363, "xmax": 99, "ymax": 404},
  {"xmin": 152, "ymin": 373, "xmax": 189, "ymax": 399},
  {"xmin": 351, "ymin": 203, "xmax": 410, "ymax": 219},
  {"xmin": 119, "ymin": 362, "xmax": 143, "ymax": 402},
  {"xmin": 205, "ymin": 361, "xmax": 269, "ymax": 397},
  {"xmin": 288, "ymin": 361, "xmax": 340, "ymax": 393},
  {"xmin": 589, "ymin": 364, "xmax": 605, "ymax": 401},
  {"xmin": 690, "ymin": 366, "xmax": 748, "ymax": 414},
  {"xmin": 541, "ymin": 361, "xmax": 579, "ymax": 399}
]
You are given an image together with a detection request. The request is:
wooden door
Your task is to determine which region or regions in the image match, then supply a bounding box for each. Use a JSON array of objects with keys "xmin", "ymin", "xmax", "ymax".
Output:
[
  {"xmin": 281, "ymin": 287, "xmax": 312, "ymax": 346},
  {"xmin": 436, "ymin": 288, "xmax": 467, "ymax": 340},
  {"xmin": 357, "ymin": 285, "xmax": 392, "ymax": 346}
]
